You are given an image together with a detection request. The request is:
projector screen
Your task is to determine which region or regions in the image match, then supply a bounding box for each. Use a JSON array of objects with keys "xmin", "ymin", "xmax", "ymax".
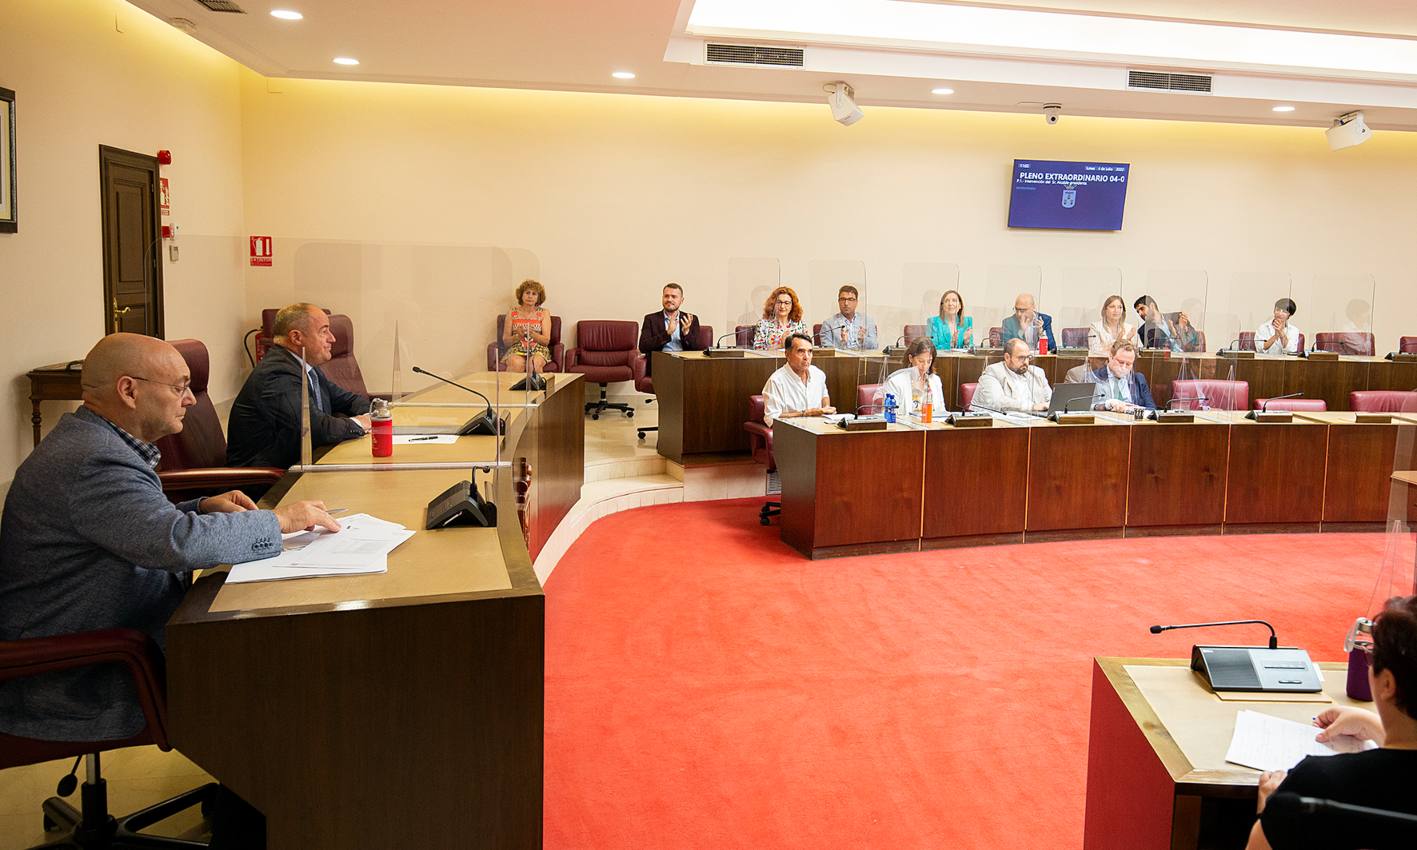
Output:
[{"xmin": 1007, "ymin": 159, "xmax": 1131, "ymax": 231}]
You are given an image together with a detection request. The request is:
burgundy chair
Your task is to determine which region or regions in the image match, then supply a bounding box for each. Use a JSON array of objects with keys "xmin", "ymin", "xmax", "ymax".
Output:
[
  {"xmin": 1313, "ymin": 332, "xmax": 1375, "ymax": 357},
  {"xmin": 857, "ymin": 383, "xmax": 882, "ymax": 414},
  {"xmin": 1060, "ymin": 327, "xmax": 1089, "ymax": 348},
  {"xmin": 987, "ymin": 327, "xmax": 1003, "ymax": 348},
  {"xmin": 633, "ymin": 326, "xmax": 713, "ymax": 441},
  {"xmin": 1350, "ymin": 390, "xmax": 1417, "ymax": 413},
  {"xmin": 1172, "ymin": 379, "xmax": 1249, "ymax": 411},
  {"xmin": 1401, "ymin": 337, "xmax": 1417, "ymax": 355},
  {"xmin": 961, "ymin": 382, "xmax": 979, "ymax": 411},
  {"xmin": 812, "ymin": 323, "xmax": 823, "ymax": 345},
  {"xmin": 1254, "ymin": 397, "xmax": 1328, "ymax": 412},
  {"xmin": 744, "ymin": 394, "xmax": 779, "ymax": 525},
  {"xmin": 734, "ymin": 325, "xmax": 755, "ymax": 348},
  {"xmin": 319, "ymin": 313, "xmax": 371, "ymax": 396},
  {"xmin": 155, "ymin": 339, "xmax": 284, "ymax": 503},
  {"xmin": 903, "ymin": 324, "xmax": 927, "ymax": 345},
  {"xmin": 568, "ymin": 320, "xmax": 639, "ymax": 419},
  {"xmin": 0, "ymin": 628, "xmax": 218, "ymax": 848},
  {"xmin": 485, "ymin": 313, "xmax": 565, "ymax": 373},
  {"xmin": 1237, "ymin": 331, "xmax": 1305, "ymax": 353}
]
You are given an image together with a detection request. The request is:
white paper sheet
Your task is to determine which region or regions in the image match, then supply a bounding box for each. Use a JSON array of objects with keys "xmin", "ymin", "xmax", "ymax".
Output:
[
  {"xmin": 1224, "ymin": 709, "xmax": 1377, "ymax": 771},
  {"xmin": 225, "ymin": 513, "xmax": 413, "ymax": 584}
]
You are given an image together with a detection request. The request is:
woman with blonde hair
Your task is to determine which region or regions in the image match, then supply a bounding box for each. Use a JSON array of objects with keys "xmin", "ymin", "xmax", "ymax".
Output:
[
  {"xmin": 1087, "ymin": 294, "xmax": 1138, "ymax": 358},
  {"xmin": 753, "ymin": 286, "xmax": 810, "ymax": 351},
  {"xmin": 502, "ymin": 279, "xmax": 551, "ymax": 375}
]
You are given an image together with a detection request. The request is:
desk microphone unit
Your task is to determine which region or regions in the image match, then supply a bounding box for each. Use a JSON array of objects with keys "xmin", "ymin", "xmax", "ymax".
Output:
[
  {"xmin": 882, "ymin": 335, "xmax": 909, "ymax": 357},
  {"xmin": 1217, "ymin": 338, "xmax": 1256, "ymax": 360},
  {"xmin": 945, "ymin": 411, "xmax": 993, "ymax": 428},
  {"xmin": 509, "ymin": 373, "xmax": 547, "ymax": 392},
  {"xmin": 1245, "ymin": 392, "xmax": 1301, "ymax": 423},
  {"xmin": 1048, "ymin": 390, "xmax": 1096, "ymax": 424},
  {"xmin": 1149, "ymin": 619, "xmax": 1323, "ymax": 693},
  {"xmin": 425, "ymin": 476, "xmax": 496, "ymax": 529},
  {"xmin": 704, "ymin": 331, "xmax": 749, "ymax": 357},
  {"xmin": 835, "ymin": 415, "xmax": 887, "ymax": 432},
  {"xmin": 409, "ymin": 366, "xmax": 504, "ymax": 435}
]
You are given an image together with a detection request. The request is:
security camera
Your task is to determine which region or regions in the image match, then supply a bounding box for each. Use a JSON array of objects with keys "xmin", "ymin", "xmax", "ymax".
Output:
[
  {"xmin": 825, "ymin": 82, "xmax": 864, "ymax": 127},
  {"xmin": 1042, "ymin": 104, "xmax": 1062, "ymax": 125}
]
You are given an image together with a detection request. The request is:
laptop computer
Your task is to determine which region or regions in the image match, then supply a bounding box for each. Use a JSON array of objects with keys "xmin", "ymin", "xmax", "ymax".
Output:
[{"xmin": 1047, "ymin": 381, "xmax": 1098, "ymax": 415}]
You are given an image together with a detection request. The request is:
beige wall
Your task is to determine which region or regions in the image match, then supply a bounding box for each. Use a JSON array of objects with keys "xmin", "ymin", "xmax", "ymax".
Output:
[
  {"xmin": 0, "ymin": 0, "xmax": 246, "ymax": 493},
  {"xmin": 241, "ymin": 75, "xmax": 1417, "ymax": 375}
]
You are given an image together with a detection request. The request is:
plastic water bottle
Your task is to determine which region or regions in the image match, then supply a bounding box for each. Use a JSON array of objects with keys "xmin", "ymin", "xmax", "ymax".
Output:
[
  {"xmin": 883, "ymin": 393, "xmax": 897, "ymax": 424},
  {"xmin": 371, "ymin": 398, "xmax": 393, "ymax": 457}
]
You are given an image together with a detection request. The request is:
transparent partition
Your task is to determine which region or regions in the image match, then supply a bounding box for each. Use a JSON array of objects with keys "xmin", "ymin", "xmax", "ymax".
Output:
[
  {"xmin": 1293, "ymin": 273, "xmax": 1378, "ymax": 356},
  {"xmin": 1209, "ymin": 270, "xmax": 1291, "ymax": 354},
  {"xmin": 895, "ymin": 262, "xmax": 970, "ymax": 414},
  {"xmin": 807, "ymin": 259, "xmax": 871, "ymax": 351},
  {"xmin": 984, "ymin": 265, "xmax": 1044, "ymax": 353},
  {"xmin": 726, "ymin": 257, "xmax": 782, "ymax": 350}
]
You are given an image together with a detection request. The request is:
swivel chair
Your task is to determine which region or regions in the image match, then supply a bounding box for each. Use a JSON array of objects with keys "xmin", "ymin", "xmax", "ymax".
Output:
[{"xmin": 744, "ymin": 394, "xmax": 779, "ymax": 525}]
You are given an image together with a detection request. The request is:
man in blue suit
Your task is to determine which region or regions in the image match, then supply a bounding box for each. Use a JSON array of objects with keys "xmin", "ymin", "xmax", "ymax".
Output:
[
  {"xmin": 1000, "ymin": 293, "xmax": 1056, "ymax": 352},
  {"xmin": 1089, "ymin": 340, "xmax": 1157, "ymax": 412}
]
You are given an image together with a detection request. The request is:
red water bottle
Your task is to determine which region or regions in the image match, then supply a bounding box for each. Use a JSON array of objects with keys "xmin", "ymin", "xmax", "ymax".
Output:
[
  {"xmin": 1038, "ymin": 335, "xmax": 1048, "ymax": 355},
  {"xmin": 370, "ymin": 398, "xmax": 393, "ymax": 457}
]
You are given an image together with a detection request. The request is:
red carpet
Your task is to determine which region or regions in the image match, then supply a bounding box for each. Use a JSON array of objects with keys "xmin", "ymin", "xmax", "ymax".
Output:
[{"xmin": 543, "ymin": 500, "xmax": 1412, "ymax": 849}]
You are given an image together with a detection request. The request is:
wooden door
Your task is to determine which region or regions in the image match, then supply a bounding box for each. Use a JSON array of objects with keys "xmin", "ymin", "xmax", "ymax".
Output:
[{"xmin": 99, "ymin": 146, "xmax": 163, "ymax": 336}]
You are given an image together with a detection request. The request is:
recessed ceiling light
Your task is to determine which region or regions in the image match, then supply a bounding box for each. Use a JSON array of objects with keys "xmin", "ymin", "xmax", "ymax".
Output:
[
  {"xmin": 270, "ymin": 9, "xmax": 303, "ymax": 20},
  {"xmin": 1272, "ymin": 104, "xmax": 1296, "ymax": 112},
  {"xmin": 612, "ymin": 70, "xmax": 637, "ymax": 80},
  {"xmin": 931, "ymin": 87, "xmax": 955, "ymax": 95},
  {"xmin": 333, "ymin": 56, "xmax": 360, "ymax": 66}
]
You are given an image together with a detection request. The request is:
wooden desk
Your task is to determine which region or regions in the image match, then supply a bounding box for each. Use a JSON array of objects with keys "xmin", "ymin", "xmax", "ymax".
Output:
[
  {"xmin": 166, "ymin": 372, "xmax": 583, "ymax": 849},
  {"xmin": 776, "ymin": 411, "xmax": 1404, "ymax": 558},
  {"xmin": 26, "ymin": 360, "xmax": 84, "ymax": 447},
  {"xmin": 1084, "ymin": 658, "xmax": 1361, "ymax": 850}
]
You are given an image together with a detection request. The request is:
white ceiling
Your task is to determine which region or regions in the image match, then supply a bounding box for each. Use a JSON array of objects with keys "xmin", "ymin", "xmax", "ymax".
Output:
[{"xmin": 129, "ymin": 0, "xmax": 1417, "ymax": 130}]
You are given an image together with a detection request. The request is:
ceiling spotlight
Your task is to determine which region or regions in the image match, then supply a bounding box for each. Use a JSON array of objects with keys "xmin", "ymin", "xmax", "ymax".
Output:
[
  {"xmin": 332, "ymin": 56, "xmax": 360, "ymax": 66},
  {"xmin": 1272, "ymin": 105, "xmax": 1295, "ymax": 113},
  {"xmin": 931, "ymin": 87, "xmax": 955, "ymax": 96},
  {"xmin": 612, "ymin": 70, "xmax": 636, "ymax": 80},
  {"xmin": 824, "ymin": 82, "xmax": 863, "ymax": 126},
  {"xmin": 270, "ymin": 9, "xmax": 303, "ymax": 20},
  {"xmin": 1326, "ymin": 110, "xmax": 1371, "ymax": 151}
]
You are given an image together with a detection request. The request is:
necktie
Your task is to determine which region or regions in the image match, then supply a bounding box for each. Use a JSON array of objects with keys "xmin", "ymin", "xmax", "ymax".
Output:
[{"xmin": 308, "ymin": 370, "xmax": 322, "ymax": 411}]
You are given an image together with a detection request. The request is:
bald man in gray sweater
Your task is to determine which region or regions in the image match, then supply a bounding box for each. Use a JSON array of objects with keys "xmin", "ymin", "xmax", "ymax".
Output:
[{"xmin": 0, "ymin": 333, "xmax": 338, "ymax": 743}]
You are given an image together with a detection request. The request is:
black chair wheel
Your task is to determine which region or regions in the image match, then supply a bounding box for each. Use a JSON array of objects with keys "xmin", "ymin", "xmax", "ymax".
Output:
[
  {"xmin": 43, "ymin": 814, "xmax": 59, "ymax": 832},
  {"xmin": 625, "ymin": 410, "xmax": 634, "ymax": 418},
  {"xmin": 637, "ymin": 430, "xmax": 646, "ymax": 440},
  {"xmin": 760, "ymin": 515, "xmax": 771, "ymax": 526},
  {"xmin": 591, "ymin": 413, "xmax": 600, "ymax": 420}
]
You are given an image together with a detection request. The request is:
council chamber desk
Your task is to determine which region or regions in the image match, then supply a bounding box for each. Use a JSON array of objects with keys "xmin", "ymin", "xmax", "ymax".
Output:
[
  {"xmin": 164, "ymin": 372, "xmax": 584, "ymax": 849},
  {"xmin": 1083, "ymin": 658, "xmax": 1363, "ymax": 850},
  {"xmin": 651, "ymin": 348, "xmax": 1417, "ymax": 465},
  {"xmin": 773, "ymin": 410, "xmax": 1414, "ymax": 559}
]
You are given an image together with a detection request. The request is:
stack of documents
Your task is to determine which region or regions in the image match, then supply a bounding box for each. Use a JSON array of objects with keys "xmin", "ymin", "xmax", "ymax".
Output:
[
  {"xmin": 226, "ymin": 513, "xmax": 416, "ymax": 584},
  {"xmin": 1224, "ymin": 709, "xmax": 1378, "ymax": 771}
]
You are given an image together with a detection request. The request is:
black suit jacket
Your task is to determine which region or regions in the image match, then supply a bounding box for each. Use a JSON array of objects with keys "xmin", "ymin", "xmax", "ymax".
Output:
[
  {"xmin": 638, "ymin": 312, "xmax": 705, "ymax": 377},
  {"xmin": 227, "ymin": 347, "xmax": 372, "ymax": 468}
]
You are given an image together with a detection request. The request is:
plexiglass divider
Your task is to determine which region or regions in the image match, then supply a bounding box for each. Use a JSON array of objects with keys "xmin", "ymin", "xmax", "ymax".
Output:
[
  {"xmin": 807, "ymin": 260, "xmax": 870, "ymax": 351},
  {"xmin": 726, "ymin": 258, "xmax": 781, "ymax": 350},
  {"xmin": 1208, "ymin": 270, "xmax": 1290, "ymax": 355}
]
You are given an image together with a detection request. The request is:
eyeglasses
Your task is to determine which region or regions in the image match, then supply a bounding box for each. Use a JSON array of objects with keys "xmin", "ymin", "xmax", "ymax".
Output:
[
  {"xmin": 130, "ymin": 375, "xmax": 194, "ymax": 398},
  {"xmin": 839, "ymin": 296, "xmax": 857, "ymax": 302}
]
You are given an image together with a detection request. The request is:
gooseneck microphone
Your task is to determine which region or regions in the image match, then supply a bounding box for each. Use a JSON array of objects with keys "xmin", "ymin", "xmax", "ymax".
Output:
[
  {"xmin": 714, "ymin": 330, "xmax": 739, "ymax": 349},
  {"xmin": 1149, "ymin": 619, "xmax": 1279, "ymax": 649},
  {"xmin": 1165, "ymin": 394, "xmax": 1208, "ymax": 411},
  {"xmin": 1266, "ymin": 793, "xmax": 1417, "ymax": 829},
  {"xmin": 411, "ymin": 366, "xmax": 501, "ymax": 435}
]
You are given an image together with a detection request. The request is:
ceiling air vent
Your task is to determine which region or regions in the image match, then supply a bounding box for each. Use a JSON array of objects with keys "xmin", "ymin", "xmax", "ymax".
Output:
[
  {"xmin": 192, "ymin": 0, "xmax": 246, "ymax": 12},
  {"xmin": 1128, "ymin": 70, "xmax": 1212, "ymax": 93},
  {"xmin": 705, "ymin": 43, "xmax": 805, "ymax": 68}
]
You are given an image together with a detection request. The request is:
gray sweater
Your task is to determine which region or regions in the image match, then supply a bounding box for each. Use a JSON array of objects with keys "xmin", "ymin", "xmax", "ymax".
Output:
[{"xmin": 0, "ymin": 407, "xmax": 282, "ymax": 741}]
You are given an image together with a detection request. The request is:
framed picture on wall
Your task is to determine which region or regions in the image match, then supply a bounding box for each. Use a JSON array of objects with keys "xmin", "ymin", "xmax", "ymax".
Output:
[{"xmin": 0, "ymin": 86, "xmax": 15, "ymax": 233}]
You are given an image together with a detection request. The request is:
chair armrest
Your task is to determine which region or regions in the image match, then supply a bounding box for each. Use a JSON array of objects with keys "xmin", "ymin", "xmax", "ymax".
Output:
[
  {"xmin": 159, "ymin": 467, "xmax": 285, "ymax": 502},
  {"xmin": 548, "ymin": 342, "xmax": 566, "ymax": 371},
  {"xmin": 566, "ymin": 347, "xmax": 581, "ymax": 369},
  {"xmin": 0, "ymin": 628, "xmax": 170, "ymax": 747},
  {"xmin": 632, "ymin": 354, "xmax": 648, "ymax": 383}
]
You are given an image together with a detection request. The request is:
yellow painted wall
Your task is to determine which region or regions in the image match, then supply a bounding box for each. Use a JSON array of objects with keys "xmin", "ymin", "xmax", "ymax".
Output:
[{"xmin": 0, "ymin": 0, "xmax": 246, "ymax": 494}]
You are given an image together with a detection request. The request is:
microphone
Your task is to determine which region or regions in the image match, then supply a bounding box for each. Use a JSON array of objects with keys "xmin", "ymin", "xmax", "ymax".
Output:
[
  {"xmin": 1246, "ymin": 391, "xmax": 1303, "ymax": 420},
  {"xmin": 1049, "ymin": 392, "xmax": 1096, "ymax": 421},
  {"xmin": 1165, "ymin": 394, "xmax": 1207, "ymax": 411},
  {"xmin": 1149, "ymin": 619, "xmax": 1279, "ymax": 649},
  {"xmin": 971, "ymin": 401, "xmax": 1047, "ymax": 419},
  {"xmin": 411, "ymin": 366, "xmax": 502, "ymax": 436},
  {"xmin": 1216, "ymin": 338, "xmax": 1246, "ymax": 355},
  {"xmin": 1266, "ymin": 794, "xmax": 1417, "ymax": 829}
]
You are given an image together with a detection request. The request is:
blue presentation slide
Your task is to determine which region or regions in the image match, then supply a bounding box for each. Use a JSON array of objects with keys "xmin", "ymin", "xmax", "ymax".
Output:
[{"xmin": 1007, "ymin": 159, "xmax": 1130, "ymax": 231}]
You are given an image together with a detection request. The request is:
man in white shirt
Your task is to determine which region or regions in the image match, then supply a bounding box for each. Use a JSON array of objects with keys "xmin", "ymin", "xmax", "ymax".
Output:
[
  {"xmin": 973, "ymin": 338, "xmax": 1052, "ymax": 413},
  {"xmin": 762, "ymin": 333, "xmax": 834, "ymax": 426}
]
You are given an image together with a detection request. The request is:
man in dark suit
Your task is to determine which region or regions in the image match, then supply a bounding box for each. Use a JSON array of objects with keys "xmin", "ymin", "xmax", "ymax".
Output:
[
  {"xmin": 1089, "ymin": 339, "xmax": 1157, "ymax": 412},
  {"xmin": 1000, "ymin": 292, "xmax": 1057, "ymax": 352},
  {"xmin": 638, "ymin": 282, "xmax": 705, "ymax": 377},
  {"xmin": 227, "ymin": 303, "xmax": 372, "ymax": 468}
]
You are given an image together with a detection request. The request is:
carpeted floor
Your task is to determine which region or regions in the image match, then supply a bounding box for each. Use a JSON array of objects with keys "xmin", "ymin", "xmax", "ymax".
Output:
[{"xmin": 543, "ymin": 499, "xmax": 1411, "ymax": 849}]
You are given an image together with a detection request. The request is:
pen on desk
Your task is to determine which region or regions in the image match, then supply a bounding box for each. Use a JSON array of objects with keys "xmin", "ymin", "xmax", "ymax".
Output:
[
  {"xmin": 408, "ymin": 436, "xmax": 439, "ymax": 442},
  {"xmin": 326, "ymin": 507, "xmax": 349, "ymax": 515}
]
